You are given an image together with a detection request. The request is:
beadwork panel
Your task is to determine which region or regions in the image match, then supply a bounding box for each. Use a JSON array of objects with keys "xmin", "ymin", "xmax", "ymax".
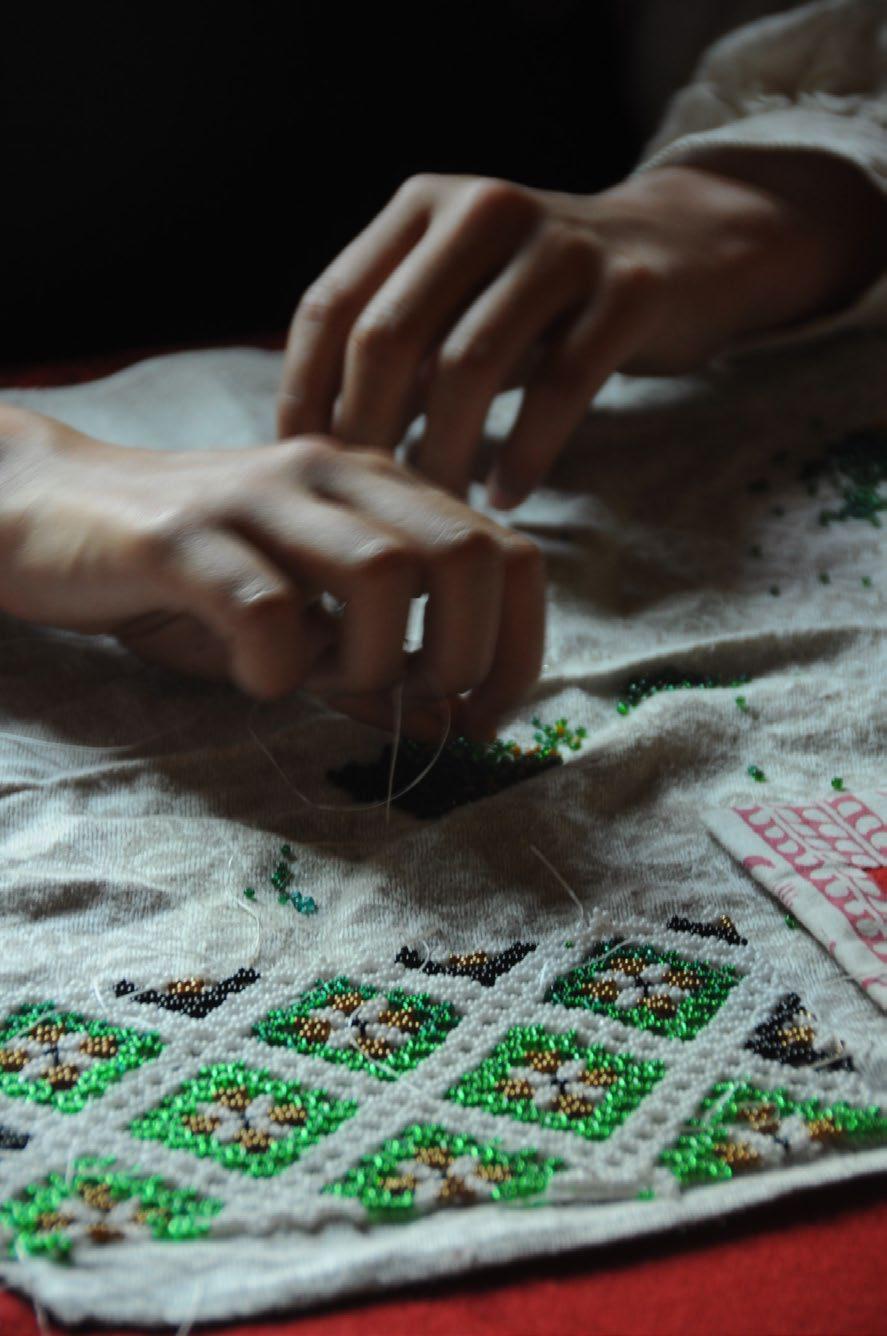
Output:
[
  {"xmin": 0, "ymin": 916, "xmax": 884, "ymax": 1324},
  {"xmin": 0, "ymin": 342, "xmax": 885, "ymax": 1325}
]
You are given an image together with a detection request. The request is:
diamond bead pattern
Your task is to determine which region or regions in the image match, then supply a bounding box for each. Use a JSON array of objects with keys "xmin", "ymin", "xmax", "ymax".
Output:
[
  {"xmin": 130, "ymin": 1061, "xmax": 357, "ymax": 1177},
  {"xmin": 253, "ymin": 977, "xmax": 460, "ymax": 1080},
  {"xmin": 448, "ymin": 1024, "xmax": 664, "ymax": 1141},
  {"xmin": 0, "ymin": 1004, "xmax": 162, "ymax": 1113},
  {"xmin": 327, "ymin": 1122, "xmax": 563, "ymax": 1217},
  {"xmin": 545, "ymin": 940, "xmax": 739, "ymax": 1040}
]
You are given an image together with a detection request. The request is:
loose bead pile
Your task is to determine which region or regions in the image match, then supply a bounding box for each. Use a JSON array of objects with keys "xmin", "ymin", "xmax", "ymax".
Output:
[
  {"xmin": 745, "ymin": 993, "xmax": 853, "ymax": 1071},
  {"xmin": 661, "ymin": 1080, "xmax": 885, "ymax": 1186},
  {"xmin": 448, "ymin": 1023, "xmax": 664, "ymax": 1142},
  {"xmin": 114, "ymin": 969, "xmax": 259, "ymax": 1020},
  {"xmin": 253, "ymin": 977, "xmax": 460, "ymax": 1081},
  {"xmin": 616, "ymin": 671, "xmax": 751, "ymax": 716},
  {"xmin": 544, "ymin": 939, "xmax": 740, "ymax": 1042},
  {"xmin": 666, "ymin": 914, "xmax": 748, "ymax": 947},
  {"xmin": 395, "ymin": 942, "xmax": 536, "ymax": 988},
  {"xmin": 800, "ymin": 425, "xmax": 887, "ymax": 527},
  {"xmin": 328, "ymin": 718, "xmax": 587, "ymax": 819},
  {"xmin": 244, "ymin": 845, "xmax": 317, "ymax": 915},
  {"xmin": 130, "ymin": 1061, "xmax": 357, "ymax": 1178},
  {"xmin": 326, "ymin": 1122, "xmax": 562, "ymax": 1218}
]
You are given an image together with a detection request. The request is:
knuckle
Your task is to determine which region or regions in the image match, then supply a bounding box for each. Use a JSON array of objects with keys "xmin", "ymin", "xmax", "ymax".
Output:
[
  {"xmin": 438, "ymin": 336, "xmax": 494, "ymax": 381},
  {"xmin": 396, "ymin": 171, "xmax": 437, "ymax": 204},
  {"xmin": 353, "ymin": 447, "xmax": 399, "ymax": 474},
  {"xmin": 130, "ymin": 512, "xmax": 191, "ymax": 566},
  {"xmin": 273, "ymin": 434, "xmax": 339, "ymax": 482},
  {"xmin": 439, "ymin": 524, "xmax": 501, "ymax": 571},
  {"xmin": 504, "ymin": 531, "xmax": 543, "ymax": 577},
  {"xmin": 352, "ymin": 536, "xmax": 415, "ymax": 584},
  {"xmin": 548, "ymin": 226, "xmax": 601, "ymax": 281},
  {"xmin": 350, "ymin": 306, "xmax": 413, "ymax": 360},
  {"xmin": 228, "ymin": 581, "xmax": 296, "ymax": 626},
  {"xmin": 609, "ymin": 255, "xmax": 661, "ymax": 301},
  {"xmin": 461, "ymin": 177, "xmax": 536, "ymax": 228},
  {"xmin": 296, "ymin": 276, "xmax": 355, "ymax": 329}
]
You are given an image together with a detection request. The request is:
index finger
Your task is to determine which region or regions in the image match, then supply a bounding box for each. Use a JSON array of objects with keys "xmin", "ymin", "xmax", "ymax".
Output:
[{"xmin": 277, "ymin": 180, "xmax": 433, "ymax": 438}]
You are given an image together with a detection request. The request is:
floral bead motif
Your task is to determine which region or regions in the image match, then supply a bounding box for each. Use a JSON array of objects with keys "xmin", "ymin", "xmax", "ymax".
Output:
[
  {"xmin": 130, "ymin": 1061, "xmax": 357, "ymax": 1178},
  {"xmin": 327, "ymin": 1123, "xmax": 562, "ymax": 1218},
  {"xmin": 448, "ymin": 1025, "xmax": 664, "ymax": 1141},
  {"xmin": 253, "ymin": 978, "xmax": 460, "ymax": 1081},
  {"xmin": 0, "ymin": 1004, "xmax": 162, "ymax": 1113},
  {"xmin": 0, "ymin": 1158, "xmax": 222, "ymax": 1259},
  {"xmin": 545, "ymin": 940, "xmax": 739, "ymax": 1041},
  {"xmin": 662, "ymin": 1081, "xmax": 886, "ymax": 1186}
]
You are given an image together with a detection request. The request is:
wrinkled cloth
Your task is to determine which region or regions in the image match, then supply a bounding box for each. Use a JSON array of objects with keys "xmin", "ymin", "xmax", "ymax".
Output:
[{"xmin": 0, "ymin": 338, "xmax": 884, "ymax": 1325}]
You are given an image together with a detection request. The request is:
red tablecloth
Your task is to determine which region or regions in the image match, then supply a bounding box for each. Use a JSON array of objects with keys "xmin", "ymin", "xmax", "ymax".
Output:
[{"xmin": 0, "ymin": 341, "xmax": 884, "ymax": 1335}]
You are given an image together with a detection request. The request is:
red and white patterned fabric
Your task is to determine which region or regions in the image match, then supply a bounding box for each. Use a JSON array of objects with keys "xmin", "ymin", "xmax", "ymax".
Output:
[{"xmin": 706, "ymin": 789, "xmax": 887, "ymax": 1010}]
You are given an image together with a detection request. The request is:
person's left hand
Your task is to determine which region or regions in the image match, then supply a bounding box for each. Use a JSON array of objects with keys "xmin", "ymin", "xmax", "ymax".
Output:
[{"xmin": 278, "ymin": 162, "xmax": 886, "ymax": 509}]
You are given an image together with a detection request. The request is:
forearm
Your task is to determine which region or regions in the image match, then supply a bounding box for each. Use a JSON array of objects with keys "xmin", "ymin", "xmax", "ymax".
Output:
[{"xmin": 680, "ymin": 150, "xmax": 887, "ymax": 340}]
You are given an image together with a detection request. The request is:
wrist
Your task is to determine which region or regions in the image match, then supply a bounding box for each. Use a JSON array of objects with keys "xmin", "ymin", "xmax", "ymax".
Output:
[{"xmin": 642, "ymin": 156, "xmax": 887, "ymax": 342}]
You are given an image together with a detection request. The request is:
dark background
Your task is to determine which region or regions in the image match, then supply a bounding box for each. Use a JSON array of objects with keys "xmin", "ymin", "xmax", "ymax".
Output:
[{"xmin": 1, "ymin": 3, "xmax": 638, "ymax": 366}]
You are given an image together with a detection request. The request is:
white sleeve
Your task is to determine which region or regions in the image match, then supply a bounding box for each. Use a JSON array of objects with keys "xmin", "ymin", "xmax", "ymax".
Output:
[{"xmin": 636, "ymin": 0, "xmax": 887, "ymax": 345}]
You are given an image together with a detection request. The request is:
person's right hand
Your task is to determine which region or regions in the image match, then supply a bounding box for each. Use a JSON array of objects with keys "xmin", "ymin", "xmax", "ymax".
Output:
[{"xmin": 0, "ymin": 405, "xmax": 544, "ymax": 737}]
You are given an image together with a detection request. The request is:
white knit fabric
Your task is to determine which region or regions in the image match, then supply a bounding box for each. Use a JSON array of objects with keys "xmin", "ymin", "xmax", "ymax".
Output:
[{"xmin": 0, "ymin": 335, "xmax": 884, "ymax": 1325}]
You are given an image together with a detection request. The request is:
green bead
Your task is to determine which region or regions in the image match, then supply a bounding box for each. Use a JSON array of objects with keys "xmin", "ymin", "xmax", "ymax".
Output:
[
  {"xmin": 747, "ymin": 764, "xmax": 766, "ymax": 782},
  {"xmin": 831, "ymin": 777, "xmax": 845, "ymax": 791},
  {"xmin": 243, "ymin": 888, "xmax": 256, "ymax": 900}
]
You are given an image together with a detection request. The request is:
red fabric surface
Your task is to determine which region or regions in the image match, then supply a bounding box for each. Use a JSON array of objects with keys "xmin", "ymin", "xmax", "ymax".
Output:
[
  {"xmin": 0, "ymin": 1179, "xmax": 884, "ymax": 1335},
  {"xmin": 0, "ymin": 343, "xmax": 884, "ymax": 1335}
]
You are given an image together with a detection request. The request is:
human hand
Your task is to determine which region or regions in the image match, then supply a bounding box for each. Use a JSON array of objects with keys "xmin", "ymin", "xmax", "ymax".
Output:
[
  {"xmin": 279, "ymin": 161, "xmax": 884, "ymax": 507},
  {"xmin": 0, "ymin": 406, "xmax": 544, "ymax": 737}
]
